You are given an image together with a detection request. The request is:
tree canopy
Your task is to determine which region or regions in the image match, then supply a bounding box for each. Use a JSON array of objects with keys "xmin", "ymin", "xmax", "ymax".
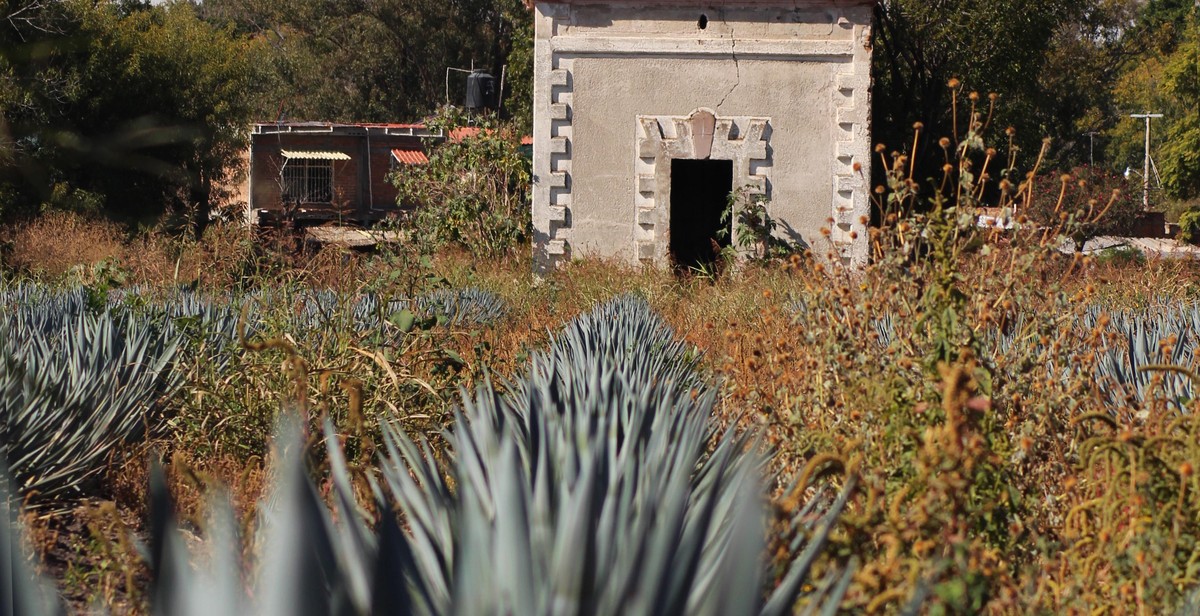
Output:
[
  {"xmin": 1, "ymin": 0, "xmax": 265, "ymax": 229},
  {"xmin": 1, "ymin": 0, "xmax": 1197, "ymax": 227},
  {"xmin": 0, "ymin": 0, "xmax": 533, "ymax": 228},
  {"xmin": 196, "ymin": 0, "xmax": 532, "ymax": 127},
  {"xmin": 872, "ymin": 0, "xmax": 1200, "ymax": 205}
]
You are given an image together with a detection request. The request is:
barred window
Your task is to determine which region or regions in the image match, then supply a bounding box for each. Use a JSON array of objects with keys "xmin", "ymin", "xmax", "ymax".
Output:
[{"xmin": 282, "ymin": 159, "xmax": 333, "ymax": 203}]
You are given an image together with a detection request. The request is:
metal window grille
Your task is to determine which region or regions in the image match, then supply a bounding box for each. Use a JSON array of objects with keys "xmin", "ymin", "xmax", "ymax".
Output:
[{"xmin": 282, "ymin": 159, "xmax": 333, "ymax": 203}]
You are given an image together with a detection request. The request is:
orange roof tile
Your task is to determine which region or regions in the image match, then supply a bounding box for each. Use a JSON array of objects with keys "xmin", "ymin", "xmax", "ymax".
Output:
[
  {"xmin": 448, "ymin": 127, "xmax": 482, "ymax": 142},
  {"xmin": 391, "ymin": 148, "xmax": 429, "ymax": 164}
]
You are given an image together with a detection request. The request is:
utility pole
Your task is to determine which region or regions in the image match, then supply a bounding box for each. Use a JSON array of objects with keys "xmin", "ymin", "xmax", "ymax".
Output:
[
  {"xmin": 1085, "ymin": 131, "xmax": 1099, "ymax": 167},
  {"xmin": 1130, "ymin": 113, "xmax": 1163, "ymax": 210}
]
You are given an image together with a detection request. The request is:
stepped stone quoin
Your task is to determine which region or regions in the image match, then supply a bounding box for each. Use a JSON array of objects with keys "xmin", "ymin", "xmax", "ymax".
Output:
[{"xmin": 531, "ymin": 0, "xmax": 874, "ymax": 272}]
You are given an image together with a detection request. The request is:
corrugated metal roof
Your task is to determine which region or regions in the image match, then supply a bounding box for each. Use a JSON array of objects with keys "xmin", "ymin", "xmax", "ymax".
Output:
[
  {"xmin": 282, "ymin": 149, "xmax": 351, "ymax": 160},
  {"xmin": 391, "ymin": 148, "xmax": 429, "ymax": 164}
]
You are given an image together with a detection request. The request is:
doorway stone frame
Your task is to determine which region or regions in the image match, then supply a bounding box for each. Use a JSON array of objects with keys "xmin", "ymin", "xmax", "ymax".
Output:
[{"xmin": 634, "ymin": 108, "xmax": 771, "ymax": 265}]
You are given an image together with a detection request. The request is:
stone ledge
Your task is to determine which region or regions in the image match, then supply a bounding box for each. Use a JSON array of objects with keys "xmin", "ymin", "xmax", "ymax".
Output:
[{"xmin": 551, "ymin": 36, "xmax": 855, "ymax": 58}]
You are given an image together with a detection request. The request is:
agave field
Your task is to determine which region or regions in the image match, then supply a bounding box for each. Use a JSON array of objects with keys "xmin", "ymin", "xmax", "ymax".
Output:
[
  {"xmin": 0, "ymin": 73, "xmax": 1194, "ymax": 613},
  {"xmin": 1, "ymin": 269, "xmax": 858, "ymax": 614},
  {"xmin": 3, "ymin": 204, "xmax": 1200, "ymax": 615}
]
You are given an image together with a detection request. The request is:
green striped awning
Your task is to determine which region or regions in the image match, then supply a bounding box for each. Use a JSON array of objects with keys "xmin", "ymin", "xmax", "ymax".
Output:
[{"xmin": 281, "ymin": 149, "xmax": 351, "ymax": 160}]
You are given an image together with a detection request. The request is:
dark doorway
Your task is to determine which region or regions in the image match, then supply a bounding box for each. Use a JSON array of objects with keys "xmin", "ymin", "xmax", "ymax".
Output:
[{"xmin": 670, "ymin": 158, "xmax": 733, "ymax": 270}]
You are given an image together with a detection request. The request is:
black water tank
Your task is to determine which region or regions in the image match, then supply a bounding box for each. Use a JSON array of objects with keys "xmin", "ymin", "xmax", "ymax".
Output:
[{"xmin": 465, "ymin": 72, "xmax": 496, "ymax": 110}]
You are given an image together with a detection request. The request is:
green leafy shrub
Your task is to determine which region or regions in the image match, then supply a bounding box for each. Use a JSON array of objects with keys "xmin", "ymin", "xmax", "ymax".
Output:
[
  {"xmin": 392, "ymin": 108, "xmax": 531, "ymax": 259},
  {"xmin": 719, "ymin": 188, "xmax": 803, "ymax": 262},
  {"xmin": 1178, "ymin": 207, "xmax": 1200, "ymax": 244}
]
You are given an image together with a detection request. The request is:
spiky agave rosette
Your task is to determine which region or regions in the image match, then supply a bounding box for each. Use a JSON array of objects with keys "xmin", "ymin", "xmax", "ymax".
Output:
[
  {"xmin": 3, "ymin": 293, "xmax": 856, "ymax": 615},
  {"xmin": 0, "ymin": 285, "xmax": 183, "ymax": 506}
]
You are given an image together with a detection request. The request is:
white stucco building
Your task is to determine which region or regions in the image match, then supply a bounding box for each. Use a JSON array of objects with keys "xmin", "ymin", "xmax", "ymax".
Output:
[{"xmin": 531, "ymin": 0, "xmax": 874, "ymax": 271}]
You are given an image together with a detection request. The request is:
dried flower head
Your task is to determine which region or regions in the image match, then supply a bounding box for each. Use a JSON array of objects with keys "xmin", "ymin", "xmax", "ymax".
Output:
[
  {"xmin": 852, "ymin": 161, "xmax": 862, "ymax": 172},
  {"xmin": 875, "ymin": 143, "xmax": 886, "ymax": 153},
  {"xmin": 948, "ymin": 77, "xmax": 961, "ymax": 89},
  {"xmin": 939, "ymin": 137, "xmax": 952, "ymax": 148},
  {"xmin": 969, "ymin": 91, "xmax": 980, "ymax": 102}
]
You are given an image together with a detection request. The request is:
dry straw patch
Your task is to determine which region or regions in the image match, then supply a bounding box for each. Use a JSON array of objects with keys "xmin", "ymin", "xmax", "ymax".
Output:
[{"xmin": 2, "ymin": 211, "xmax": 127, "ymax": 279}]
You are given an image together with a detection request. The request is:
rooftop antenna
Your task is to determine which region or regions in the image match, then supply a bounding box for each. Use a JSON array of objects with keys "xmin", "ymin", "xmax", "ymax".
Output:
[
  {"xmin": 445, "ymin": 66, "xmax": 475, "ymax": 106},
  {"xmin": 1129, "ymin": 112, "xmax": 1163, "ymax": 210}
]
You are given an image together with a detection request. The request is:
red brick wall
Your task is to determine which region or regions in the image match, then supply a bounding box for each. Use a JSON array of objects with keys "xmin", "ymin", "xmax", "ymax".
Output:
[
  {"xmin": 250, "ymin": 133, "xmax": 360, "ymax": 214},
  {"xmin": 366, "ymin": 134, "xmax": 427, "ymax": 212},
  {"xmin": 250, "ymin": 130, "xmax": 429, "ymax": 221}
]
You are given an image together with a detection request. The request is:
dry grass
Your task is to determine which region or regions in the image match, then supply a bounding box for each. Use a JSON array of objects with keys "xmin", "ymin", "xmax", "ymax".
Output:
[{"xmin": 1, "ymin": 211, "xmax": 127, "ymax": 279}]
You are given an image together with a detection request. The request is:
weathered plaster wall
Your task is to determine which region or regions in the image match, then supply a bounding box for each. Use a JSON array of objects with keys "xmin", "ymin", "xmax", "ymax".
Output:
[
  {"xmin": 532, "ymin": 0, "xmax": 873, "ymax": 271},
  {"xmin": 571, "ymin": 56, "xmax": 839, "ymax": 260}
]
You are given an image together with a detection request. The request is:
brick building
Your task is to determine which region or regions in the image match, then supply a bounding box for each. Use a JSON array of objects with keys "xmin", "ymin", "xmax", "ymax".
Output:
[{"xmin": 247, "ymin": 121, "xmax": 442, "ymax": 225}]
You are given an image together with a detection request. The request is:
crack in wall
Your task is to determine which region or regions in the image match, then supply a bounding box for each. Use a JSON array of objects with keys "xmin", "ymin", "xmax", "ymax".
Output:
[{"xmin": 715, "ymin": 21, "xmax": 739, "ymax": 112}]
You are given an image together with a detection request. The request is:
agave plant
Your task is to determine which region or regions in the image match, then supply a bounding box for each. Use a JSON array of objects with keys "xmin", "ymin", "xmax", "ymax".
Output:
[
  {"xmin": 0, "ymin": 284, "xmax": 183, "ymax": 505},
  {"xmin": 133, "ymin": 294, "xmax": 855, "ymax": 615},
  {"xmin": 1082, "ymin": 303, "xmax": 1197, "ymax": 410},
  {"xmin": 146, "ymin": 417, "xmax": 379, "ymax": 616},
  {"xmin": 377, "ymin": 294, "xmax": 853, "ymax": 615},
  {"xmin": 246, "ymin": 286, "xmax": 506, "ymax": 342},
  {"xmin": 1, "ymin": 465, "xmax": 66, "ymax": 616},
  {"xmin": 407, "ymin": 287, "xmax": 508, "ymax": 326}
]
